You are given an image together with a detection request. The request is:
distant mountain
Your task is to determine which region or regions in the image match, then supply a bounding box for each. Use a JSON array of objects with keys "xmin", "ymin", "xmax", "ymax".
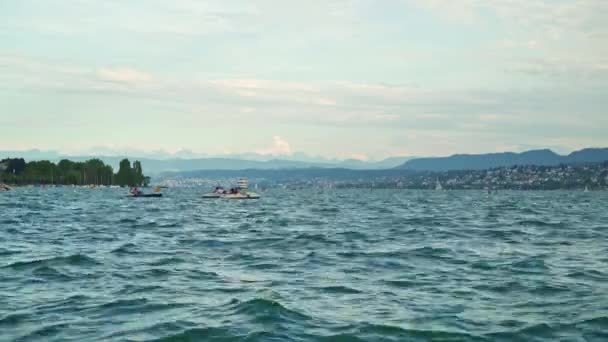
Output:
[
  {"xmin": 125, "ymin": 156, "xmax": 414, "ymax": 173},
  {"xmin": 397, "ymin": 148, "xmax": 608, "ymax": 171},
  {"xmin": 1, "ymin": 149, "xmax": 414, "ymax": 172},
  {"xmin": 1, "ymin": 150, "xmax": 414, "ymax": 173},
  {"xmin": 336, "ymin": 157, "xmax": 414, "ymax": 169},
  {"xmin": 0, "ymin": 149, "xmax": 61, "ymax": 160},
  {"xmin": 564, "ymin": 148, "xmax": 608, "ymax": 164},
  {"xmin": 159, "ymin": 167, "xmax": 412, "ymax": 183},
  {"xmin": 54, "ymin": 156, "xmax": 337, "ymax": 174},
  {"xmin": 370, "ymin": 156, "xmax": 415, "ymax": 169}
]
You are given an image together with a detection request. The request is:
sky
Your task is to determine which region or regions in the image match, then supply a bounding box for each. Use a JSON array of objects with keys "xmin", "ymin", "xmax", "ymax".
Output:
[{"xmin": 1, "ymin": 0, "xmax": 607, "ymax": 160}]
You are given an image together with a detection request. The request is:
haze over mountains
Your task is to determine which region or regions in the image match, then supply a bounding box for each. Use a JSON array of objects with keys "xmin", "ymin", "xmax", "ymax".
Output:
[
  {"xmin": 0, "ymin": 149, "xmax": 413, "ymax": 173},
  {"xmin": 2, "ymin": 148, "xmax": 607, "ymax": 174}
]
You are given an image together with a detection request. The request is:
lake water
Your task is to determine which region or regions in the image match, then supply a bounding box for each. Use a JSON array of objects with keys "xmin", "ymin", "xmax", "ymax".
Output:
[{"xmin": 1, "ymin": 188, "xmax": 607, "ymax": 341}]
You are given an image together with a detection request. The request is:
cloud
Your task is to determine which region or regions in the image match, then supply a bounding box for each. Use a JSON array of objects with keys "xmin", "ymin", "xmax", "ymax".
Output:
[
  {"xmin": 508, "ymin": 58, "xmax": 608, "ymax": 83},
  {"xmin": 350, "ymin": 153, "xmax": 368, "ymax": 161},
  {"xmin": 3, "ymin": 53, "xmax": 606, "ymax": 135},
  {"xmin": 256, "ymin": 136, "xmax": 293, "ymax": 156},
  {"xmin": 96, "ymin": 67, "xmax": 153, "ymax": 85}
]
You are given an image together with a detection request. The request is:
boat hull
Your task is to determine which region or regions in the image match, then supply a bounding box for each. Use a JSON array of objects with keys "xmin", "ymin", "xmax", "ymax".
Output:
[
  {"xmin": 223, "ymin": 194, "xmax": 260, "ymax": 199},
  {"xmin": 202, "ymin": 193, "xmax": 260, "ymax": 199},
  {"xmin": 128, "ymin": 193, "xmax": 163, "ymax": 198}
]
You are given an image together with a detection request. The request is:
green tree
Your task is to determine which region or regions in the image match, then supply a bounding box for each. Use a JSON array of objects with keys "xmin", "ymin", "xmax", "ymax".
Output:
[
  {"xmin": 115, "ymin": 159, "xmax": 133, "ymax": 186},
  {"xmin": 83, "ymin": 159, "xmax": 107, "ymax": 185},
  {"xmin": 133, "ymin": 161, "xmax": 144, "ymax": 186},
  {"xmin": 23, "ymin": 160, "xmax": 57, "ymax": 184},
  {"xmin": 2, "ymin": 158, "xmax": 26, "ymax": 175},
  {"xmin": 2, "ymin": 157, "xmax": 144, "ymax": 187}
]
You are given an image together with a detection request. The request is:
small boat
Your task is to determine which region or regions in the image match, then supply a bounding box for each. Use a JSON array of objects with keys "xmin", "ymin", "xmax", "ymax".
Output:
[
  {"xmin": 203, "ymin": 178, "xmax": 260, "ymax": 199},
  {"xmin": 127, "ymin": 187, "xmax": 163, "ymax": 198},
  {"xmin": 0, "ymin": 183, "xmax": 11, "ymax": 192},
  {"xmin": 584, "ymin": 186, "xmax": 589, "ymax": 193},
  {"xmin": 128, "ymin": 193, "xmax": 163, "ymax": 198}
]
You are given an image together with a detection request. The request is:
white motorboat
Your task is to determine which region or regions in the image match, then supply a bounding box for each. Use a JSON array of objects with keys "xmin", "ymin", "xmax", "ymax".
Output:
[
  {"xmin": 0, "ymin": 183, "xmax": 11, "ymax": 192},
  {"xmin": 203, "ymin": 178, "xmax": 260, "ymax": 199}
]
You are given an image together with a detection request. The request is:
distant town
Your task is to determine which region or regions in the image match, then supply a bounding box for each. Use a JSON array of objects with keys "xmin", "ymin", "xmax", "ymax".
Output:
[{"xmin": 158, "ymin": 162, "xmax": 608, "ymax": 191}]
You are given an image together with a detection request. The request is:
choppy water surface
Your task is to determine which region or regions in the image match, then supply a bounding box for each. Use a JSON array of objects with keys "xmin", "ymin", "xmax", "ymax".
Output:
[{"xmin": 1, "ymin": 188, "xmax": 607, "ymax": 341}]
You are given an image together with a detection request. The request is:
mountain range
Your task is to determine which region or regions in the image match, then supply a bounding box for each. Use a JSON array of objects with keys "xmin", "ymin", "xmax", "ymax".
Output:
[
  {"xmin": 396, "ymin": 148, "xmax": 608, "ymax": 171},
  {"xmin": 2, "ymin": 148, "xmax": 608, "ymax": 174},
  {"xmin": 0, "ymin": 150, "xmax": 413, "ymax": 174}
]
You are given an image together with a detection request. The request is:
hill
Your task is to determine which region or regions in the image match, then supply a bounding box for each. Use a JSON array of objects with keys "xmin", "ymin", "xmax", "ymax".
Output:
[{"xmin": 397, "ymin": 148, "xmax": 608, "ymax": 171}]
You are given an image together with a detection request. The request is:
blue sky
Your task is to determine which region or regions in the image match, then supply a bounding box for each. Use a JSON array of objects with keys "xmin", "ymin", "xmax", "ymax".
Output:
[{"xmin": 1, "ymin": 0, "xmax": 607, "ymax": 160}]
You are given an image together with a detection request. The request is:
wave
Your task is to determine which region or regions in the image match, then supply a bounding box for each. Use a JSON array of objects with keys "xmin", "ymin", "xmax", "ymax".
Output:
[
  {"xmin": 110, "ymin": 243, "xmax": 138, "ymax": 254},
  {"xmin": 158, "ymin": 221, "xmax": 181, "ymax": 228},
  {"xmin": 147, "ymin": 257, "xmax": 186, "ymax": 266},
  {"xmin": 517, "ymin": 219, "xmax": 565, "ymax": 228},
  {"xmin": 470, "ymin": 260, "xmax": 496, "ymax": 271},
  {"xmin": 336, "ymin": 231, "xmax": 368, "ymax": 240},
  {"xmin": 265, "ymin": 217, "xmax": 290, "ymax": 227},
  {"xmin": 566, "ymin": 269, "xmax": 606, "ymax": 281},
  {"xmin": 316, "ymin": 285, "xmax": 362, "ymax": 294},
  {"xmin": 115, "ymin": 284, "xmax": 166, "ymax": 296},
  {"xmin": 182, "ymin": 269, "xmax": 220, "ymax": 281},
  {"xmin": 31, "ymin": 265, "xmax": 73, "ymax": 281},
  {"xmin": 486, "ymin": 316, "xmax": 608, "ymax": 340},
  {"xmin": 248, "ymin": 262, "xmax": 280, "ymax": 270},
  {"xmin": 227, "ymin": 298, "xmax": 311, "ymax": 324},
  {"xmin": 337, "ymin": 246, "xmax": 453, "ymax": 261},
  {"xmin": 2, "ymin": 254, "xmax": 99, "ymax": 270},
  {"xmin": 509, "ymin": 257, "xmax": 549, "ymax": 273},
  {"xmin": 0, "ymin": 218, "xmax": 21, "ymax": 225},
  {"xmin": 382, "ymin": 279, "xmax": 430, "ymax": 289},
  {"xmin": 148, "ymin": 327, "xmax": 241, "ymax": 342},
  {"xmin": 0, "ymin": 248, "xmax": 21, "ymax": 257},
  {"xmin": 318, "ymin": 323, "xmax": 485, "ymax": 342},
  {"xmin": 0, "ymin": 312, "xmax": 29, "ymax": 326},
  {"xmin": 90, "ymin": 298, "xmax": 188, "ymax": 317},
  {"xmin": 473, "ymin": 280, "xmax": 528, "ymax": 294},
  {"xmin": 107, "ymin": 320, "xmax": 196, "ymax": 341},
  {"xmin": 16, "ymin": 322, "xmax": 70, "ymax": 340},
  {"xmin": 148, "ymin": 326, "xmax": 474, "ymax": 342},
  {"xmin": 32, "ymin": 294, "xmax": 92, "ymax": 314},
  {"xmin": 311, "ymin": 206, "xmax": 340, "ymax": 214},
  {"xmin": 293, "ymin": 233, "xmax": 335, "ymax": 245}
]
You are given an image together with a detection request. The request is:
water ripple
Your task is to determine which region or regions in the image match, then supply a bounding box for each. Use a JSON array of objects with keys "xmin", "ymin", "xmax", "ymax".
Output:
[{"xmin": 1, "ymin": 188, "xmax": 607, "ymax": 341}]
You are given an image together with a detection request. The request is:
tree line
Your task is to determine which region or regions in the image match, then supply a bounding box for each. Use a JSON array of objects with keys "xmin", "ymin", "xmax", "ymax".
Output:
[{"xmin": 0, "ymin": 158, "xmax": 149, "ymax": 187}]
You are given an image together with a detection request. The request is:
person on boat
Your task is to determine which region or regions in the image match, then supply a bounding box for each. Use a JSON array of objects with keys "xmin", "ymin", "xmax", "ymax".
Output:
[{"xmin": 130, "ymin": 187, "xmax": 142, "ymax": 196}]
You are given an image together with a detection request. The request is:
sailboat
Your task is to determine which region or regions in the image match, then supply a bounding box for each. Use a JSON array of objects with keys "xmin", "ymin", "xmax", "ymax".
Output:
[{"xmin": 435, "ymin": 179, "xmax": 443, "ymax": 191}]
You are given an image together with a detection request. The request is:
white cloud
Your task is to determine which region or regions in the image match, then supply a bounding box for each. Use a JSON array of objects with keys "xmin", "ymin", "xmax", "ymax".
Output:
[
  {"xmin": 96, "ymin": 67, "xmax": 153, "ymax": 85},
  {"xmin": 350, "ymin": 153, "xmax": 368, "ymax": 161},
  {"xmin": 256, "ymin": 136, "xmax": 293, "ymax": 156}
]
